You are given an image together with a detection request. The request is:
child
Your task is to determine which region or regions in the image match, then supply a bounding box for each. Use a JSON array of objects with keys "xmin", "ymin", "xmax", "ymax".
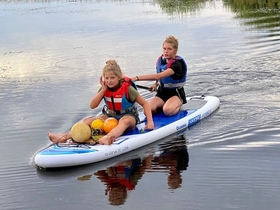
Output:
[
  {"xmin": 131, "ymin": 35, "xmax": 187, "ymax": 116},
  {"xmin": 48, "ymin": 59, "xmax": 154, "ymax": 145}
]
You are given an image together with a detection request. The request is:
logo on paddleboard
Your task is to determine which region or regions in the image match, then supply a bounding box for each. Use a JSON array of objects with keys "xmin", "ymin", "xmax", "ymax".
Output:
[
  {"xmin": 176, "ymin": 123, "xmax": 187, "ymax": 130},
  {"xmin": 188, "ymin": 114, "xmax": 201, "ymax": 126}
]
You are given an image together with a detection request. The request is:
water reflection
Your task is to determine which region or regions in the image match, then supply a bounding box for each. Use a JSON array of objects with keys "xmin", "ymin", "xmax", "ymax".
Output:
[
  {"xmin": 76, "ymin": 135, "xmax": 189, "ymax": 205},
  {"xmin": 224, "ymin": 0, "xmax": 280, "ymax": 29},
  {"xmin": 223, "ymin": 0, "xmax": 280, "ymax": 54},
  {"xmin": 3, "ymin": 0, "xmax": 279, "ymax": 34},
  {"xmin": 91, "ymin": 158, "xmax": 148, "ymax": 205},
  {"xmin": 155, "ymin": 0, "xmax": 209, "ymax": 16},
  {"xmin": 150, "ymin": 136, "xmax": 189, "ymax": 189},
  {"xmin": 120, "ymin": 0, "xmax": 275, "ymax": 44}
]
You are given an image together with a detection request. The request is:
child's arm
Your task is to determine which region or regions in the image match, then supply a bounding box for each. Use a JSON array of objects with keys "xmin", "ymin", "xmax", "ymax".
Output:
[
  {"xmin": 135, "ymin": 95, "xmax": 154, "ymax": 130},
  {"xmin": 90, "ymin": 76, "xmax": 106, "ymax": 109}
]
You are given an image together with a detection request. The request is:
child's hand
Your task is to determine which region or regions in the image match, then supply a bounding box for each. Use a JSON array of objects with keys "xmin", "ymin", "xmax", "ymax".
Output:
[
  {"xmin": 130, "ymin": 76, "xmax": 137, "ymax": 81},
  {"xmin": 99, "ymin": 76, "xmax": 107, "ymax": 91},
  {"xmin": 149, "ymin": 83, "xmax": 158, "ymax": 92},
  {"xmin": 145, "ymin": 121, "xmax": 154, "ymax": 130}
]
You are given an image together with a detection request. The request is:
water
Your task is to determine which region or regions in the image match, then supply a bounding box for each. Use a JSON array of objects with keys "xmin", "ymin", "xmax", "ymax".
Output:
[{"xmin": 0, "ymin": 0, "xmax": 280, "ymax": 209}]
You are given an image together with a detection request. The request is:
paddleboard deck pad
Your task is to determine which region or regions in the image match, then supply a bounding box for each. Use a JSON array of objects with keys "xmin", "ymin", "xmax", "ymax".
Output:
[{"xmin": 34, "ymin": 95, "xmax": 220, "ymax": 168}]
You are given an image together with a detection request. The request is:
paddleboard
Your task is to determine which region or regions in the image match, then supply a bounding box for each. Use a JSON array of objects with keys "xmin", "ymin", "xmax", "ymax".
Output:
[
  {"xmin": 34, "ymin": 95, "xmax": 220, "ymax": 168},
  {"xmin": 36, "ymin": 132, "xmax": 188, "ymax": 181}
]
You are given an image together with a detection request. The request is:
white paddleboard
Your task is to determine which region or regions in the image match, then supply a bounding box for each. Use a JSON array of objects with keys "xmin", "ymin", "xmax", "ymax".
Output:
[{"xmin": 34, "ymin": 95, "xmax": 220, "ymax": 168}]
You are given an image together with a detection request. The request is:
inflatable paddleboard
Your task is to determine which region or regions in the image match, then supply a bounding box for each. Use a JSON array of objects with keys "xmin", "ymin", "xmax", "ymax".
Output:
[
  {"xmin": 34, "ymin": 95, "xmax": 220, "ymax": 168},
  {"xmin": 36, "ymin": 134, "xmax": 188, "ymax": 181}
]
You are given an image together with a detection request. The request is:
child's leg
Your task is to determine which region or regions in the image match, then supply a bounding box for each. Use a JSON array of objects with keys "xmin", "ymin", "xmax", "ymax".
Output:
[
  {"xmin": 48, "ymin": 132, "xmax": 71, "ymax": 143},
  {"xmin": 99, "ymin": 116, "xmax": 136, "ymax": 145},
  {"xmin": 148, "ymin": 97, "xmax": 164, "ymax": 113},
  {"xmin": 48, "ymin": 115, "xmax": 107, "ymax": 143},
  {"xmin": 162, "ymin": 96, "xmax": 183, "ymax": 116}
]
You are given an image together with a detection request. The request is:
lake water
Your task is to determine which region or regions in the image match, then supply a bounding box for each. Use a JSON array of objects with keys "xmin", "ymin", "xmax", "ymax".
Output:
[{"xmin": 1, "ymin": 0, "xmax": 280, "ymax": 209}]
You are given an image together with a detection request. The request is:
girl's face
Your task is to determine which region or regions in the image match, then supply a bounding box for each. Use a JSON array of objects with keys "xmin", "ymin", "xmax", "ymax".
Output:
[
  {"xmin": 104, "ymin": 71, "xmax": 120, "ymax": 89},
  {"xmin": 162, "ymin": 42, "xmax": 177, "ymax": 60}
]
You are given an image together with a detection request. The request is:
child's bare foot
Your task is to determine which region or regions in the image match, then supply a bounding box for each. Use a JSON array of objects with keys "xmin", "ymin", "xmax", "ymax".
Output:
[
  {"xmin": 98, "ymin": 133, "xmax": 115, "ymax": 145},
  {"xmin": 48, "ymin": 132, "xmax": 68, "ymax": 143}
]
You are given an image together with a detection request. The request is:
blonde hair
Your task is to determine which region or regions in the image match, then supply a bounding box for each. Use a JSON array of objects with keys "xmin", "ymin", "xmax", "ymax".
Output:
[
  {"xmin": 102, "ymin": 59, "xmax": 123, "ymax": 78},
  {"xmin": 163, "ymin": 35, "xmax": 179, "ymax": 50}
]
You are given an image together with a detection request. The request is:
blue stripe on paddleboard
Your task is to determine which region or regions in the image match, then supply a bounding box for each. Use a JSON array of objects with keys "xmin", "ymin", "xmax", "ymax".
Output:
[
  {"xmin": 187, "ymin": 109, "xmax": 212, "ymax": 126},
  {"xmin": 39, "ymin": 145, "xmax": 96, "ymax": 155},
  {"xmin": 188, "ymin": 114, "xmax": 201, "ymax": 127}
]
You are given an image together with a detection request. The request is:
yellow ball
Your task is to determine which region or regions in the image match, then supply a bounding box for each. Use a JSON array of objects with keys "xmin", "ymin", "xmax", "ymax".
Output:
[
  {"xmin": 91, "ymin": 119, "xmax": 105, "ymax": 131},
  {"xmin": 104, "ymin": 118, "xmax": 118, "ymax": 134},
  {"xmin": 70, "ymin": 122, "xmax": 91, "ymax": 143}
]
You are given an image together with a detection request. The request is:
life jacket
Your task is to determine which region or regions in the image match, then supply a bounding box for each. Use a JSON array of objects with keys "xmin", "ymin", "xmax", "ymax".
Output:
[
  {"xmin": 156, "ymin": 55, "xmax": 187, "ymax": 88},
  {"xmin": 103, "ymin": 77, "xmax": 137, "ymax": 115},
  {"xmin": 106, "ymin": 165, "xmax": 136, "ymax": 190},
  {"xmin": 106, "ymin": 158, "xmax": 142, "ymax": 190}
]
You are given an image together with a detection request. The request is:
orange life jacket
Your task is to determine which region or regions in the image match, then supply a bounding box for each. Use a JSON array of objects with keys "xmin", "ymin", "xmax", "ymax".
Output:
[{"xmin": 103, "ymin": 77, "xmax": 136, "ymax": 114}]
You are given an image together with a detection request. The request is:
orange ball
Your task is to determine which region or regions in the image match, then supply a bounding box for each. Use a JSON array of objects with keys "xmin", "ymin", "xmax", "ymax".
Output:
[{"xmin": 103, "ymin": 118, "xmax": 118, "ymax": 134}]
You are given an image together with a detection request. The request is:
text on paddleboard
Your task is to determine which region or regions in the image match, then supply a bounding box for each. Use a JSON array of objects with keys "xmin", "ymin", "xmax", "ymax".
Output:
[
  {"xmin": 176, "ymin": 123, "xmax": 187, "ymax": 130},
  {"xmin": 105, "ymin": 146, "xmax": 129, "ymax": 156}
]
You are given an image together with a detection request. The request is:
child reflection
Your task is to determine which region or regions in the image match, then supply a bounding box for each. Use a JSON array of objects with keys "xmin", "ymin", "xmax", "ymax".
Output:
[
  {"xmin": 93, "ymin": 157, "xmax": 151, "ymax": 206},
  {"xmin": 81, "ymin": 137, "xmax": 188, "ymax": 205},
  {"xmin": 152, "ymin": 137, "xmax": 189, "ymax": 189}
]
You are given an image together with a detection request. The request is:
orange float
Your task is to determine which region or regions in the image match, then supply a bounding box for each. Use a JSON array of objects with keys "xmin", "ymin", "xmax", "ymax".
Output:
[{"xmin": 103, "ymin": 117, "xmax": 118, "ymax": 134}]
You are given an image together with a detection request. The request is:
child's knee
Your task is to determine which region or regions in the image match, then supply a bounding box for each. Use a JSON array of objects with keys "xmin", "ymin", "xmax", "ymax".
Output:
[{"xmin": 163, "ymin": 106, "xmax": 177, "ymax": 116}]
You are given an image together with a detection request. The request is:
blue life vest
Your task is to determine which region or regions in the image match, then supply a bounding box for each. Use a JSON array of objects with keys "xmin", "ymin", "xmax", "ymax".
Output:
[{"xmin": 156, "ymin": 55, "xmax": 187, "ymax": 88}]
